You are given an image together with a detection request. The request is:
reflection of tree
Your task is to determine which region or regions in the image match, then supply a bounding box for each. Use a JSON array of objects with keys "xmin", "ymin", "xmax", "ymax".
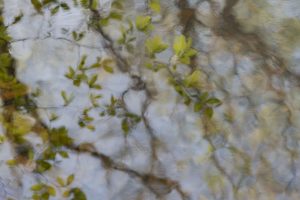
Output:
[{"xmin": 1, "ymin": 0, "xmax": 300, "ymax": 199}]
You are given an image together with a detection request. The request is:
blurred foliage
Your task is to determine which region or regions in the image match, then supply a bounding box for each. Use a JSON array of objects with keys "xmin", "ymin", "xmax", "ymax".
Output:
[{"xmin": 0, "ymin": 0, "xmax": 224, "ymax": 199}]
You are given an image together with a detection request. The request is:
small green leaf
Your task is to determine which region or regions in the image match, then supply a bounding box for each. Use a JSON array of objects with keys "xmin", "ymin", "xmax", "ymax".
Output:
[
  {"xmin": 67, "ymin": 174, "xmax": 75, "ymax": 185},
  {"xmin": 31, "ymin": 0, "xmax": 43, "ymax": 13},
  {"xmin": 103, "ymin": 65, "xmax": 114, "ymax": 73},
  {"xmin": 206, "ymin": 98, "xmax": 222, "ymax": 105},
  {"xmin": 91, "ymin": 0, "xmax": 98, "ymax": 10},
  {"xmin": 109, "ymin": 12, "xmax": 122, "ymax": 20},
  {"xmin": 6, "ymin": 159, "xmax": 17, "ymax": 166},
  {"xmin": 80, "ymin": 0, "xmax": 89, "ymax": 8},
  {"xmin": 41, "ymin": 192, "xmax": 50, "ymax": 200},
  {"xmin": 47, "ymin": 186, "xmax": 56, "ymax": 196},
  {"xmin": 146, "ymin": 36, "xmax": 168, "ymax": 56},
  {"xmin": 70, "ymin": 188, "xmax": 87, "ymax": 200},
  {"xmin": 60, "ymin": 3, "xmax": 70, "ymax": 10},
  {"xmin": 204, "ymin": 107, "xmax": 214, "ymax": 119},
  {"xmin": 200, "ymin": 92, "xmax": 209, "ymax": 102},
  {"xmin": 56, "ymin": 177, "xmax": 65, "ymax": 187},
  {"xmin": 173, "ymin": 35, "xmax": 187, "ymax": 56},
  {"xmin": 0, "ymin": 135, "xmax": 5, "ymax": 143},
  {"xmin": 35, "ymin": 160, "xmax": 52, "ymax": 173},
  {"xmin": 88, "ymin": 74, "xmax": 98, "ymax": 87},
  {"xmin": 59, "ymin": 151, "xmax": 69, "ymax": 158},
  {"xmin": 194, "ymin": 102, "xmax": 203, "ymax": 112},
  {"xmin": 12, "ymin": 13, "xmax": 24, "ymax": 25},
  {"xmin": 31, "ymin": 184, "xmax": 44, "ymax": 191},
  {"xmin": 121, "ymin": 119, "xmax": 130, "ymax": 135},
  {"xmin": 63, "ymin": 190, "xmax": 70, "ymax": 197},
  {"xmin": 61, "ymin": 91, "xmax": 74, "ymax": 106},
  {"xmin": 150, "ymin": 0, "xmax": 161, "ymax": 13},
  {"xmin": 135, "ymin": 15, "xmax": 152, "ymax": 32},
  {"xmin": 50, "ymin": 113, "xmax": 59, "ymax": 121},
  {"xmin": 184, "ymin": 70, "xmax": 201, "ymax": 88}
]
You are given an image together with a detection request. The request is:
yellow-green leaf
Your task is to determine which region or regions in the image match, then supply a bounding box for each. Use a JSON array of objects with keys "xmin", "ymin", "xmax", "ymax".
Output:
[
  {"xmin": 6, "ymin": 159, "xmax": 17, "ymax": 166},
  {"xmin": 103, "ymin": 65, "xmax": 114, "ymax": 73},
  {"xmin": 150, "ymin": 0, "xmax": 161, "ymax": 13},
  {"xmin": 173, "ymin": 35, "xmax": 187, "ymax": 56},
  {"xmin": 206, "ymin": 98, "xmax": 222, "ymax": 105},
  {"xmin": 146, "ymin": 36, "xmax": 168, "ymax": 56},
  {"xmin": 204, "ymin": 107, "xmax": 213, "ymax": 119},
  {"xmin": 31, "ymin": 184, "xmax": 44, "ymax": 191},
  {"xmin": 184, "ymin": 70, "xmax": 201, "ymax": 87},
  {"xmin": 47, "ymin": 186, "xmax": 56, "ymax": 196},
  {"xmin": 121, "ymin": 119, "xmax": 130, "ymax": 135},
  {"xmin": 31, "ymin": 0, "xmax": 43, "ymax": 13},
  {"xmin": 135, "ymin": 16, "xmax": 151, "ymax": 32},
  {"xmin": 67, "ymin": 174, "xmax": 75, "ymax": 185},
  {"xmin": 194, "ymin": 102, "xmax": 203, "ymax": 112},
  {"xmin": 56, "ymin": 177, "xmax": 65, "ymax": 187}
]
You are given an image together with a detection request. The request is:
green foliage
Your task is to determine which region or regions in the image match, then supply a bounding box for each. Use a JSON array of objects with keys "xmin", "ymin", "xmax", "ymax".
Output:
[
  {"xmin": 31, "ymin": 183, "xmax": 56, "ymax": 200},
  {"xmin": 35, "ymin": 160, "xmax": 52, "ymax": 173},
  {"xmin": 173, "ymin": 35, "xmax": 197, "ymax": 64},
  {"xmin": 136, "ymin": 15, "xmax": 152, "ymax": 32},
  {"xmin": 184, "ymin": 70, "xmax": 201, "ymax": 88},
  {"xmin": 78, "ymin": 107, "xmax": 95, "ymax": 131},
  {"xmin": 149, "ymin": 0, "xmax": 161, "ymax": 13},
  {"xmin": 146, "ymin": 36, "xmax": 168, "ymax": 57},
  {"xmin": 12, "ymin": 12, "xmax": 23, "ymax": 25},
  {"xmin": 70, "ymin": 188, "xmax": 87, "ymax": 200},
  {"xmin": 49, "ymin": 127, "xmax": 73, "ymax": 147},
  {"xmin": 72, "ymin": 31, "xmax": 85, "ymax": 41},
  {"xmin": 80, "ymin": 0, "xmax": 89, "ymax": 8},
  {"xmin": 31, "ymin": 0, "xmax": 43, "ymax": 13},
  {"xmin": 61, "ymin": 90, "xmax": 74, "ymax": 106},
  {"xmin": 121, "ymin": 113, "xmax": 141, "ymax": 136}
]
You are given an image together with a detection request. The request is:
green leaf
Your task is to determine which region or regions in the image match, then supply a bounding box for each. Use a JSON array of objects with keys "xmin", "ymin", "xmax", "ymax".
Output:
[
  {"xmin": 59, "ymin": 151, "xmax": 69, "ymax": 158},
  {"xmin": 49, "ymin": 127, "xmax": 73, "ymax": 147},
  {"xmin": 103, "ymin": 65, "xmax": 114, "ymax": 73},
  {"xmin": 61, "ymin": 91, "xmax": 74, "ymax": 106},
  {"xmin": 31, "ymin": 184, "xmax": 44, "ymax": 191},
  {"xmin": 63, "ymin": 190, "xmax": 70, "ymax": 197},
  {"xmin": 12, "ymin": 13, "xmax": 24, "ymax": 25},
  {"xmin": 194, "ymin": 102, "xmax": 203, "ymax": 112},
  {"xmin": 146, "ymin": 36, "xmax": 168, "ymax": 56},
  {"xmin": 184, "ymin": 70, "xmax": 201, "ymax": 88},
  {"xmin": 204, "ymin": 107, "xmax": 214, "ymax": 119},
  {"xmin": 206, "ymin": 98, "xmax": 222, "ymax": 105},
  {"xmin": 65, "ymin": 66, "xmax": 75, "ymax": 79},
  {"xmin": 47, "ymin": 186, "xmax": 56, "ymax": 196},
  {"xmin": 121, "ymin": 119, "xmax": 130, "ymax": 135},
  {"xmin": 91, "ymin": 0, "xmax": 98, "ymax": 10},
  {"xmin": 31, "ymin": 0, "xmax": 43, "ymax": 13},
  {"xmin": 109, "ymin": 12, "xmax": 122, "ymax": 20},
  {"xmin": 135, "ymin": 16, "xmax": 152, "ymax": 32},
  {"xmin": 70, "ymin": 188, "xmax": 87, "ymax": 200},
  {"xmin": 35, "ymin": 160, "xmax": 52, "ymax": 173},
  {"xmin": 80, "ymin": 0, "xmax": 89, "ymax": 8},
  {"xmin": 56, "ymin": 177, "xmax": 65, "ymax": 187},
  {"xmin": 88, "ymin": 74, "xmax": 98, "ymax": 87},
  {"xmin": 0, "ymin": 135, "xmax": 5, "ymax": 143},
  {"xmin": 0, "ymin": 53, "xmax": 12, "ymax": 68},
  {"xmin": 60, "ymin": 3, "xmax": 70, "ymax": 10},
  {"xmin": 200, "ymin": 92, "xmax": 209, "ymax": 102},
  {"xmin": 6, "ymin": 159, "xmax": 17, "ymax": 166},
  {"xmin": 150, "ymin": 0, "xmax": 161, "ymax": 13},
  {"xmin": 40, "ymin": 192, "xmax": 50, "ymax": 200},
  {"xmin": 67, "ymin": 174, "xmax": 75, "ymax": 185},
  {"xmin": 185, "ymin": 48, "xmax": 197, "ymax": 57},
  {"xmin": 173, "ymin": 35, "xmax": 197, "ymax": 64},
  {"xmin": 173, "ymin": 35, "xmax": 187, "ymax": 56}
]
